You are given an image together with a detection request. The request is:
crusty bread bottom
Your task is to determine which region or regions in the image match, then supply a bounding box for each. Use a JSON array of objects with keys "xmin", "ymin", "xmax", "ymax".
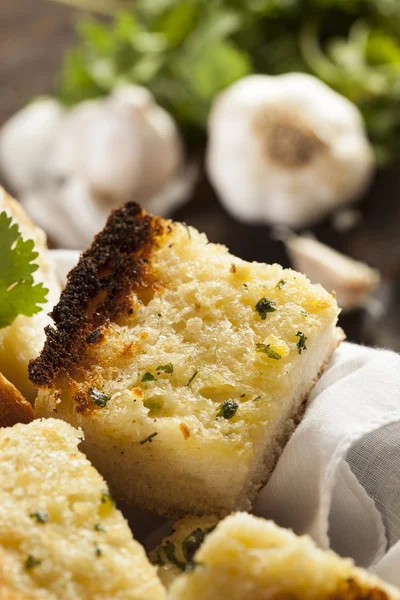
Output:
[{"xmin": 70, "ymin": 327, "xmax": 343, "ymax": 519}]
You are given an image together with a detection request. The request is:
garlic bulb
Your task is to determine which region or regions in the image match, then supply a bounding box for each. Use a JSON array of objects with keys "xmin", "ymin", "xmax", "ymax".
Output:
[
  {"xmin": 0, "ymin": 86, "xmax": 190, "ymax": 249},
  {"xmin": 49, "ymin": 84, "xmax": 183, "ymax": 204},
  {"xmin": 207, "ymin": 74, "xmax": 375, "ymax": 228},
  {"xmin": 285, "ymin": 234, "xmax": 380, "ymax": 311},
  {"xmin": 0, "ymin": 98, "xmax": 63, "ymax": 193}
]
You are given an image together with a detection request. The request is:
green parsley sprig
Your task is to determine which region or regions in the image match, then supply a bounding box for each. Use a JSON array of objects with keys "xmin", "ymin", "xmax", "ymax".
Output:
[{"xmin": 0, "ymin": 212, "xmax": 48, "ymax": 330}]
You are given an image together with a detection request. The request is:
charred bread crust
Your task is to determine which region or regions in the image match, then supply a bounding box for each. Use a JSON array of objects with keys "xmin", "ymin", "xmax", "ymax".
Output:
[
  {"xmin": 0, "ymin": 373, "xmax": 34, "ymax": 427},
  {"xmin": 29, "ymin": 202, "xmax": 164, "ymax": 389}
]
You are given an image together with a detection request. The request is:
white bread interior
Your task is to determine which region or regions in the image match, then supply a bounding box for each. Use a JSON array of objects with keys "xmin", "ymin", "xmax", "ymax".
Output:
[{"xmin": 0, "ymin": 418, "xmax": 165, "ymax": 600}]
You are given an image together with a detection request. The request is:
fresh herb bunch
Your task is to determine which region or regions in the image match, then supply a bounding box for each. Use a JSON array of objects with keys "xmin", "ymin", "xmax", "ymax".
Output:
[
  {"xmin": 0, "ymin": 212, "xmax": 48, "ymax": 330},
  {"xmin": 58, "ymin": 0, "xmax": 400, "ymax": 159}
]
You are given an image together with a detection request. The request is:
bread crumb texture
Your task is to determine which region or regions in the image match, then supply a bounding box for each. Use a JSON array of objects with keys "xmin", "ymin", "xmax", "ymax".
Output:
[
  {"xmin": 169, "ymin": 513, "xmax": 400, "ymax": 600},
  {"xmin": 0, "ymin": 187, "xmax": 60, "ymax": 401},
  {"xmin": 0, "ymin": 419, "xmax": 165, "ymax": 600},
  {"xmin": 33, "ymin": 202, "xmax": 341, "ymax": 517}
]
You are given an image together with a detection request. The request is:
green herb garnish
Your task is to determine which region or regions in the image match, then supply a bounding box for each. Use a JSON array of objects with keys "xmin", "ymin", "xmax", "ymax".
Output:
[
  {"xmin": 95, "ymin": 543, "xmax": 103, "ymax": 557},
  {"xmin": 142, "ymin": 372, "xmax": 157, "ymax": 382},
  {"xmin": 94, "ymin": 523, "xmax": 106, "ymax": 532},
  {"xmin": 256, "ymin": 343, "xmax": 282, "ymax": 360},
  {"xmin": 89, "ymin": 387, "xmax": 110, "ymax": 407},
  {"xmin": 182, "ymin": 526, "xmax": 216, "ymax": 567},
  {"xmin": 276, "ymin": 279, "xmax": 286, "ymax": 289},
  {"xmin": 301, "ymin": 309, "xmax": 310, "ymax": 317},
  {"xmin": 255, "ymin": 297, "xmax": 277, "ymax": 320},
  {"xmin": 140, "ymin": 431, "xmax": 158, "ymax": 445},
  {"xmin": 296, "ymin": 331, "xmax": 308, "ymax": 354},
  {"xmin": 155, "ymin": 548, "xmax": 165, "ymax": 566},
  {"xmin": 162, "ymin": 540, "xmax": 186, "ymax": 571},
  {"xmin": 216, "ymin": 400, "xmax": 239, "ymax": 419},
  {"xmin": 156, "ymin": 363, "xmax": 174, "ymax": 374},
  {"xmin": 253, "ymin": 395, "xmax": 262, "ymax": 402},
  {"xmin": 185, "ymin": 369, "xmax": 199, "ymax": 387},
  {"xmin": 25, "ymin": 554, "xmax": 42, "ymax": 570},
  {"xmin": 0, "ymin": 211, "xmax": 48, "ymax": 329},
  {"xmin": 29, "ymin": 511, "xmax": 48, "ymax": 524},
  {"xmin": 100, "ymin": 489, "xmax": 115, "ymax": 506}
]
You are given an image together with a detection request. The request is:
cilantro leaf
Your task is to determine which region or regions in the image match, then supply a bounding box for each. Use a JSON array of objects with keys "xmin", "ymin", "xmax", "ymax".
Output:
[{"xmin": 0, "ymin": 212, "xmax": 48, "ymax": 330}]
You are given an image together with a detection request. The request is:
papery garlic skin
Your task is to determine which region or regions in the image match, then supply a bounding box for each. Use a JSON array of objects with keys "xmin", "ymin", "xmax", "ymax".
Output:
[
  {"xmin": 207, "ymin": 74, "xmax": 375, "ymax": 228},
  {"xmin": 50, "ymin": 84, "xmax": 183, "ymax": 203},
  {"xmin": 0, "ymin": 98, "xmax": 63, "ymax": 193},
  {"xmin": 0, "ymin": 86, "xmax": 189, "ymax": 249},
  {"xmin": 285, "ymin": 234, "xmax": 380, "ymax": 311}
]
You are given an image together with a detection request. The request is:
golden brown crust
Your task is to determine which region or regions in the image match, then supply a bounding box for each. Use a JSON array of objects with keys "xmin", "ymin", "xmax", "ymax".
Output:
[
  {"xmin": 332, "ymin": 576, "xmax": 393, "ymax": 600},
  {"xmin": 29, "ymin": 202, "xmax": 165, "ymax": 389},
  {"xmin": 0, "ymin": 373, "xmax": 34, "ymax": 428}
]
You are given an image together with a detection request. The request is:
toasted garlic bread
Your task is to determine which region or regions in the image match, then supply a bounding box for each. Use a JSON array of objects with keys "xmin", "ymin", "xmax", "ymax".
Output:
[
  {"xmin": 31, "ymin": 202, "xmax": 342, "ymax": 517},
  {"xmin": 0, "ymin": 372, "xmax": 33, "ymax": 427},
  {"xmin": 169, "ymin": 513, "xmax": 400, "ymax": 600},
  {"xmin": 0, "ymin": 187, "xmax": 60, "ymax": 401},
  {"xmin": 0, "ymin": 419, "xmax": 165, "ymax": 600},
  {"xmin": 150, "ymin": 516, "xmax": 219, "ymax": 588}
]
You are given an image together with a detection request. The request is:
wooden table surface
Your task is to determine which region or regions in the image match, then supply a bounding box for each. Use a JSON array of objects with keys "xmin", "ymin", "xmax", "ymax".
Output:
[{"xmin": 1, "ymin": 0, "xmax": 400, "ymax": 352}]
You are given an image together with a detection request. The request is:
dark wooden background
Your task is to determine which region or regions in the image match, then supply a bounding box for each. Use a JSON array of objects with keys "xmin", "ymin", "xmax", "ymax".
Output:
[{"xmin": 1, "ymin": 0, "xmax": 400, "ymax": 352}]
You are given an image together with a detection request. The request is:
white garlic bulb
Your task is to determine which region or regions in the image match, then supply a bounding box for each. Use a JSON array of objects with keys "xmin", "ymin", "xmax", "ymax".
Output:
[
  {"xmin": 49, "ymin": 84, "xmax": 183, "ymax": 204},
  {"xmin": 207, "ymin": 73, "xmax": 375, "ymax": 228},
  {"xmin": 0, "ymin": 86, "xmax": 190, "ymax": 249},
  {"xmin": 0, "ymin": 98, "xmax": 63, "ymax": 193},
  {"xmin": 285, "ymin": 234, "xmax": 380, "ymax": 311}
]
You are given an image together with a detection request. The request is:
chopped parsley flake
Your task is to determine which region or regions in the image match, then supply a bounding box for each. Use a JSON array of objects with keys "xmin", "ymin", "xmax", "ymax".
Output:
[
  {"xmin": 25, "ymin": 554, "xmax": 42, "ymax": 570},
  {"xmin": 156, "ymin": 363, "xmax": 174, "ymax": 374},
  {"xmin": 89, "ymin": 387, "xmax": 110, "ymax": 408},
  {"xmin": 162, "ymin": 540, "xmax": 186, "ymax": 571},
  {"xmin": 255, "ymin": 297, "xmax": 277, "ymax": 319},
  {"xmin": 185, "ymin": 369, "xmax": 199, "ymax": 387},
  {"xmin": 301, "ymin": 309, "xmax": 310, "ymax": 316},
  {"xmin": 142, "ymin": 372, "xmax": 157, "ymax": 382},
  {"xmin": 100, "ymin": 490, "xmax": 115, "ymax": 506},
  {"xmin": 155, "ymin": 548, "xmax": 165, "ymax": 566},
  {"xmin": 29, "ymin": 510, "xmax": 48, "ymax": 524},
  {"xmin": 253, "ymin": 395, "xmax": 262, "ymax": 402},
  {"xmin": 216, "ymin": 400, "xmax": 239, "ymax": 419},
  {"xmin": 182, "ymin": 526, "xmax": 216, "ymax": 566},
  {"xmin": 296, "ymin": 331, "xmax": 308, "ymax": 354},
  {"xmin": 140, "ymin": 431, "xmax": 158, "ymax": 445},
  {"xmin": 94, "ymin": 523, "xmax": 106, "ymax": 532},
  {"xmin": 276, "ymin": 279, "xmax": 286, "ymax": 289},
  {"xmin": 95, "ymin": 543, "xmax": 103, "ymax": 557},
  {"xmin": 256, "ymin": 343, "xmax": 282, "ymax": 360}
]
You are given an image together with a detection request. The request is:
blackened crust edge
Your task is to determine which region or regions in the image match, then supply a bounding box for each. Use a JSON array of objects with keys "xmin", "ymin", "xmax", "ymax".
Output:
[{"xmin": 29, "ymin": 202, "xmax": 164, "ymax": 388}]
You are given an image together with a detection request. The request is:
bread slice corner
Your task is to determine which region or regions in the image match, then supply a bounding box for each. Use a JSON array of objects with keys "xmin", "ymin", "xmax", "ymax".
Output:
[
  {"xmin": 0, "ymin": 417, "xmax": 165, "ymax": 599},
  {"xmin": 168, "ymin": 513, "xmax": 400, "ymax": 600},
  {"xmin": 0, "ymin": 372, "xmax": 33, "ymax": 428}
]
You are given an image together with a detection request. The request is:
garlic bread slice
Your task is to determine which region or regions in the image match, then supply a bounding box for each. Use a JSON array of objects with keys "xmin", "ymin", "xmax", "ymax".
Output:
[{"xmin": 31, "ymin": 202, "xmax": 342, "ymax": 517}]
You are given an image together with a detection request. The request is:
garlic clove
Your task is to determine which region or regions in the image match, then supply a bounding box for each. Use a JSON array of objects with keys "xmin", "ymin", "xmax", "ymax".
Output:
[
  {"xmin": 207, "ymin": 73, "xmax": 375, "ymax": 228},
  {"xmin": 0, "ymin": 98, "xmax": 63, "ymax": 194},
  {"xmin": 285, "ymin": 234, "xmax": 380, "ymax": 311}
]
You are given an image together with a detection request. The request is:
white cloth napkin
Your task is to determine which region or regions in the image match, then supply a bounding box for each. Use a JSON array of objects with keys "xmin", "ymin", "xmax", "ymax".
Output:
[{"xmin": 254, "ymin": 341, "xmax": 400, "ymax": 586}]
